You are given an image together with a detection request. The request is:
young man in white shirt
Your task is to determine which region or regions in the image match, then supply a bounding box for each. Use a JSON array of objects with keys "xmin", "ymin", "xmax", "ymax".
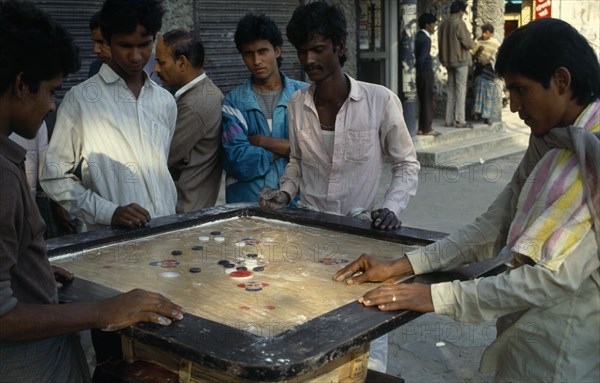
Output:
[
  {"xmin": 259, "ymin": 0, "xmax": 420, "ymax": 373},
  {"xmin": 41, "ymin": 0, "xmax": 178, "ymax": 232},
  {"xmin": 260, "ymin": 0, "xmax": 419, "ymax": 231}
]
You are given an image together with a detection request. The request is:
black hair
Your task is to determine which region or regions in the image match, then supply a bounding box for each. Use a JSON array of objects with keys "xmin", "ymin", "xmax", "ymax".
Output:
[
  {"xmin": 234, "ymin": 13, "xmax": 283, "ymax": 68},
  {"xmin": 496, "ymin": 18, "xmax": 600, "ymax": 105},
  {"xmin": 0, "ymin": 0, "xmax": 80, "ymax": 94},
  {"xmin": 162, "ymin": 29, "xmax": 205, "ymax": 68},
  {"xmin": 100, "ymin": 0, "xmax": 164, "ymax": 43},
  {"xmin": 418, "ymin": 13, "xmax": 436, "ymax": 29},
  {"xmin": 89, "ymin": 10, "xmax": 101, "ymax": 31},
  {"xmin": 450, "ymin": 1, "xmax": 466, "ymax": 14},
  {"xmin": 481, "ymin": 23, "xmax": 494, "ymax": 34},
  {"xmin": 287, "ymin": 0, "xmax": 348, "ymax": 66}
]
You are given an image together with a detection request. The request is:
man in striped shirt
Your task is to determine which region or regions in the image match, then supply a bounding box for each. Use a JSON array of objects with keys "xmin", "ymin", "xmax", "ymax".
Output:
[{"xmin": 41, "ymin": 0, "xmax": 178, "ymax": 232}]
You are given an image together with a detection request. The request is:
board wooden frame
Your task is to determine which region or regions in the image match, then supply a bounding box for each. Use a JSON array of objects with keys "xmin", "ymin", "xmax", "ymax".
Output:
[{"xmin": 49, "ymin": 204, "xmax": 505, "ymax": 382}]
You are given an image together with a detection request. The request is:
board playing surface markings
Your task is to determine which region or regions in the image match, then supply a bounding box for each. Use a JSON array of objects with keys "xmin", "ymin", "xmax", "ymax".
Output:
[{"xmin": 53, "ymin": 216, "xmax": 415, "ymax": 336}]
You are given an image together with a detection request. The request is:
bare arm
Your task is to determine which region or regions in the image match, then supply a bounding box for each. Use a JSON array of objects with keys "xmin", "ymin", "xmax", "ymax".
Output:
[
  {"xmin": 0, "ymin": 289, "xmax": 184, "ymax": 342},
  {"xmin": 248, "ymin": 135, "xmax": 290, "ymax": 157}
]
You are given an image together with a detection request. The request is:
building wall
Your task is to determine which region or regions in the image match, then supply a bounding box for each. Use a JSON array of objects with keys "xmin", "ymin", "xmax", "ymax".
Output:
[
  {"xmin": 161, "ymin": 0, "xmax": 357, "ymax": 88},
  {"xmin": 552, "ymin": 0, "xmax": 600, "ymax": 60},
  {"xmin": 339, "ymin": 0, "xmax": 358, "ymax": 78},
  {"xmin": 163, "ymin": 0, "xmax": 195, "ymax": 32},
  {"xmin": 521, "ymin": 0, "xmax": 534, "ymax": 25}
]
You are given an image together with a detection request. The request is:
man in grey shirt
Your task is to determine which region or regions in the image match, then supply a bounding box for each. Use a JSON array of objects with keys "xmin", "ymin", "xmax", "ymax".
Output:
[{"xmin": 155, "ymin": 29, "xmax": 224, "ymax": 213}]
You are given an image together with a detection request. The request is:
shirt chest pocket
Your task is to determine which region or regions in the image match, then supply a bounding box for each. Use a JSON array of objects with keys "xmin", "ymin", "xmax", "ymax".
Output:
[{"xmin": 344, "ymin": 129, "xmax": 376, "ymax": 163}]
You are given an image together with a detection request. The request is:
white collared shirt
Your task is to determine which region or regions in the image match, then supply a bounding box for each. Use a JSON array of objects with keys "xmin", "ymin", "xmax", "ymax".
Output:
[
  {"xmin": 280, "ymin": 75, "xmax": 419, "ymax": 216},
  {"xmin": 41, "ymin": 65, "xmax": 178, "ymax": 231},
  {"xmin": 175, "ymin": 73, "xmax": 207, "ymax": 99}
]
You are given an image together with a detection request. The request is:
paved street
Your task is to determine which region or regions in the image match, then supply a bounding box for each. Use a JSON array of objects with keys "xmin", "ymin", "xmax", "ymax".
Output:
[
  {"xmin": 382, "ymin": 151, "xmax": 526, "ymax": 382},
  {"xmin": 380, "ymin": 110, "xmax": 528, "ymax": 382}
]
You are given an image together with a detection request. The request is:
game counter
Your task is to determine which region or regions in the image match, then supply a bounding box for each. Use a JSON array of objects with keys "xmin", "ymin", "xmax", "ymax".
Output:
[{"xmin": 48, "ymin": 204, "xmax": 505, "ymax": 383}]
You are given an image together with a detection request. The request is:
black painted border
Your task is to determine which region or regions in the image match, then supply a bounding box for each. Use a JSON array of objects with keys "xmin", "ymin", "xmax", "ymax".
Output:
[{"xmin": 49, "ymin": 205, "xmax": 503, "ymax": 381}]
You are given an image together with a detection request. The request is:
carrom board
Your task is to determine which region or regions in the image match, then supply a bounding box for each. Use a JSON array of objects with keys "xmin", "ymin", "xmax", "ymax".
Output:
[
  {"xmin": 48, "ymin": 204, "xmax": 504, "ymax": 382},
  {"xmin": 52, "ymin": 216, "xmax": 418, "ymax": 337}
]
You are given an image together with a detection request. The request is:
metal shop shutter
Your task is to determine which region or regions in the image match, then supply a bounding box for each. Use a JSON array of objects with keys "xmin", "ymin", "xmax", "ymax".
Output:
[
  {"xmin": 197, "ymin": 0, "xmax": 304, "ymax": 95},
  {"xmin": 30, "ymin": 0, "xmax": 104, "ymax": 99}
]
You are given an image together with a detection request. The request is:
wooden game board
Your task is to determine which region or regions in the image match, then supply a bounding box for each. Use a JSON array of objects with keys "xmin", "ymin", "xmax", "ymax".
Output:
[{"xmin": 49, "ymin": 204, "xmax": 504, "ymax": 382}]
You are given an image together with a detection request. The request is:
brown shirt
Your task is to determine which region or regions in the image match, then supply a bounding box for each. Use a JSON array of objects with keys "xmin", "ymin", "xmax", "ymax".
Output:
[
  {"xmin": 0, "ymin": 137, "xmax": 90, "ymax": 382},
  {"xmin": 438, "ymin": 13, "xmax": 475, "ymax": 67},
  {"xmin": 0, "ymin": 134, "xmax": 56, "ymax": 317}
]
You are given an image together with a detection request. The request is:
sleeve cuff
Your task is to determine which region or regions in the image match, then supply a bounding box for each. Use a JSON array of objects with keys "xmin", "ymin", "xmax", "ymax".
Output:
[
  {"xmin": 430, "ymin": 282, "xmax": 456, "ymax": 316},
  {"xmin": 96, "ymin": 200, "xmax": 120, "ymax": 226},
  {"xmin": 279, "ymin": 181, "xmax": 298, "ymax": 201},
  {"xmin": 406, "ymin": 247, "xmax": 435, "ymax": 274}
]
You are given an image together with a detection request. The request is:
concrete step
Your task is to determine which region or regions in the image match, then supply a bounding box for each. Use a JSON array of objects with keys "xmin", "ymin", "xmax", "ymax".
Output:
[
  {"xmin": 415, "ymin": 124, "xmax": 530, "ymax": 169},
  {"xmin": 414, "ymin": 122, "xmax": 505, "ymax": 150}
]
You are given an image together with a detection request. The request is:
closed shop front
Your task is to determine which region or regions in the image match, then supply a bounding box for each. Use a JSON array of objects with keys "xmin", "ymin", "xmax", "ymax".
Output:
[
  {"xmin": 196, "ymin": 0, "xmax": 304, "ymax": 94},
  {"xmin": 29, "ymin": 1, "xmax": 304, "ymax": 97},
  {"xmin": 30, "ymin": 0, "xmax": 104, "ymax": 98}
]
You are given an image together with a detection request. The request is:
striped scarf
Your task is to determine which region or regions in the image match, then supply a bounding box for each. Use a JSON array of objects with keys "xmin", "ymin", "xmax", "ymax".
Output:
[
  {"xmin": 508, "ymin": 100, "xmax": 600, "ymax": 271},
  {"xmin": 475, "ymin": 36, "xmax": 500, "ymax": 67}
]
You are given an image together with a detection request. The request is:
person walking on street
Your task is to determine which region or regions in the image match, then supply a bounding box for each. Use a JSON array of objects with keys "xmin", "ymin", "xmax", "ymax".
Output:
[
  {"xmin": 415, "ymin": 13, "xmax": 440, "ymax": 136},
  {"xmin": 438, "ymin": 0, "xmax": 475, "ymax": 128}
]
